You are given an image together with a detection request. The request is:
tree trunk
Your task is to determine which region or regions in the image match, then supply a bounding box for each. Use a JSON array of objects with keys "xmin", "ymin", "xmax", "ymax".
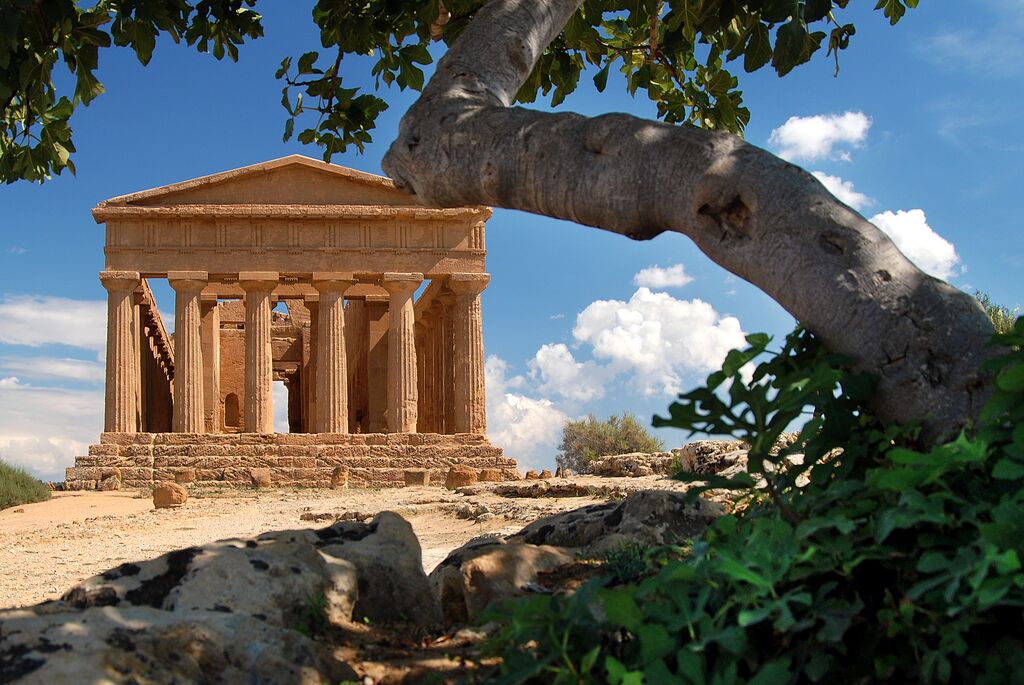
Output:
[{"xmin": 383, "ymin": 0, "xmax": 994, "ymax": 441}]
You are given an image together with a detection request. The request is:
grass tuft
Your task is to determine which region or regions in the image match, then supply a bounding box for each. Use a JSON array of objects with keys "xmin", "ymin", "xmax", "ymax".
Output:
[{"xmin": 0, "ymin": 459, "xmax": 51, "ymax": 510}]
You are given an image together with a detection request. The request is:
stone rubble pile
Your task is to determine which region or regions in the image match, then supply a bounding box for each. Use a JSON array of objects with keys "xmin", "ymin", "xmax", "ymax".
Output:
[{"xmin": 0, "ymin": 489, "xmax": 724, "ymax": 683}]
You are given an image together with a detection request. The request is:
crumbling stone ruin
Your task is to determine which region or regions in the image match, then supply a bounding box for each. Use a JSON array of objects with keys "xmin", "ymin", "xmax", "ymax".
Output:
[{"xmin": 66, "ymin": 155, "xmax": 518, "ymax": 489}]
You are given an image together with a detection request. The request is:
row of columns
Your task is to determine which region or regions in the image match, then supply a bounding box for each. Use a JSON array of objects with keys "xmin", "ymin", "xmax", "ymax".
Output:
[{"xmin": 100, "ymin": 270, "xmax": 489, "ymax": 435}]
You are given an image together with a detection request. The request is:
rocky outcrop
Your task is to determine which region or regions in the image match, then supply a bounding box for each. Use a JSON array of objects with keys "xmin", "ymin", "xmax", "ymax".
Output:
[
  {"xmin": 315, "ymin": 511, "xmax": 442, "ymax": 626},
  {"xmin": 587, "ymin": 451, "xmax": 678, "ymax": 477},
  {"xmin": 510, "ymin": 490, "xmax": 722, "ymax": 552},
  {"xmin": 430, "ymin": 538, "xmax": 575, "ymax": 623},
  {"xmin": 62, "ymin": 530, "xmax": 358, "ymax": 630},
  {"xmin": 0, "ymin": 605, "xmax": 354, "ymax": 684}
]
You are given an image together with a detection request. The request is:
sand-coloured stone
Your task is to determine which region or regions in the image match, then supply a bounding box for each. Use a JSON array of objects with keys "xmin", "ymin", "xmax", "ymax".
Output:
[
  {"xmin": 65, "ymin": 156, "xmax": 519, "ymax": 489},
  {"xmin": 404, "ymin": 468, "xmax": 429, "ymax": 486},
  {"xmin": 153, "ymin": 482, "xmax": 188, "ymax": 508},
  {"xmin": 250, "ymin": 467, "xmax": 273, "ymax": 488},
  {"xmin": 477, "ymin": 467, "xmax": 503, "ymax": 482},
  {"xmin": 445, "ymin": 465, "xmax": 478, "ymax": 490},
  {"xmin": 430, "ymin": 538, "xmax": 575, "ymax": 624},
  {"xmin": 331, "ymin": 466, "xmax": 348, "ymax": 488}
]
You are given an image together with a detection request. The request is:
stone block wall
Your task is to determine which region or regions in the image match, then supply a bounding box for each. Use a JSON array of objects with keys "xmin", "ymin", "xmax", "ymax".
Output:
[{"xmin": 65, "ymin": 432, "xmax": 519, "ymax": 490}]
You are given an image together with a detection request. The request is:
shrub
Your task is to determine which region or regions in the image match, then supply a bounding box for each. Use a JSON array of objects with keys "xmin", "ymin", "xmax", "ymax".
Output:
[
  {"xmin": 556, "ymin": 413, "xmax": 664, "ymax": 474},
  {"xmin": 0, "ymin": 459, "xmax": 51, "ymax": 510},
  {"xmin": 976, "ymin": 291, "xmax": 1021, "ymax": 335},
  {"xmin": 482, "ymin": 319, "xmax": 1024, "ymax": 684}
]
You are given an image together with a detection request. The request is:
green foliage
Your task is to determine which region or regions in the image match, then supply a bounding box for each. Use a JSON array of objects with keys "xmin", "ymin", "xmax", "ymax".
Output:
[
  {"xmin": 600, "ymin": 542, "xmax": 651, "ymax": 584},
  {"xmin": 556, "ymin": 412, "xmax": 665, "ymax": 474},
  {"xmin": 3, "ymin": 0, "xmax": 920, "ymax": 182},
  {"xmin": 976, "ymin": 291, "xmax": 1021, "ymax": 336},
  {"xmin": 480, "ymin": 318, "xmax": 1024, "ymax": 684},
  {"xmin": 294, "ymin": 592, "xmax": 329, "ymax": 639},
  {"xmin": 0, "ymin": 0, "xmax": 263, "ymax": 183},
  {"xmin": 0, "ymin": 458, "xmax": 51, "ymax": 510}
]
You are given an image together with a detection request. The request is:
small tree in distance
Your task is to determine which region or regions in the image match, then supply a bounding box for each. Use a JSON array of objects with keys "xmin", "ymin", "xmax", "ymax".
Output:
[{"xmin": 556, "ymin": 413, "xmax": 664, "ymax": 474}]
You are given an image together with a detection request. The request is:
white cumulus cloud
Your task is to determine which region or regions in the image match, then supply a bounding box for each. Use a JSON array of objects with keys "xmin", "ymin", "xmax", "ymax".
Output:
[
  {"xmin": 0, "ymin": 295, "xmax": 106, "ymax": 354},
  {"xmin": 0, "ymin": 376, "xmax": 103, "ymax": 481},
  {"xmin": 0, "ymin": 356, "xmax": 105, "ymax": 383},
  {"xmin": 769, "ymin": 111, "xmax": 872, "ymax": 162},
  {"xmin": 633, "ymin": 264, "xmax": 694, "ymax": 290},
  {"xmin": 811, "ymin": 171, "xmax": 873, "ymax": 211},
  {"xmin": 573, "ymin": 288, "xmax": 746, "ymax": 397},
  {"xmin": 870, "ymin": 209, "xmax": 962, "ymax": 281},
  {"xmin": 529, "ymin": 343, "xmax": 607, "ymax": 402},
  {"xmin": 485, "ymin": 355, "xmax": 567, "ymax": 471}
]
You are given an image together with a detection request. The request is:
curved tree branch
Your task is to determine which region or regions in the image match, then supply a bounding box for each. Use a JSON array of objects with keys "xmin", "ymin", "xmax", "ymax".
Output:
[{"xmin": 383, "ymin": 0, "xmax": 994, "ymax": 441}]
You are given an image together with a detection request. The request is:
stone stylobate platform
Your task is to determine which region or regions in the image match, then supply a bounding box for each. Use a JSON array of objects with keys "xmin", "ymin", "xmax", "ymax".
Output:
[{"xmin": 67, "ymin": 155, "xmax": 516, "ymax": 490}]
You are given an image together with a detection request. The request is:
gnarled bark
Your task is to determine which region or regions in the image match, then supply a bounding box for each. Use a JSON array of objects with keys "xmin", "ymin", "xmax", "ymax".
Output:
[{"xmin": 383, "ymin": 0, "xmax": 994, "ymax": 440}]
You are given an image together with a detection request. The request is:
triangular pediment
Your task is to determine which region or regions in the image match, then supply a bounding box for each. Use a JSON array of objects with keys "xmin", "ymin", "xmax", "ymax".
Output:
[{"xmin": 99, "ymin": 155, "xmax": 417, "ymax": 208}]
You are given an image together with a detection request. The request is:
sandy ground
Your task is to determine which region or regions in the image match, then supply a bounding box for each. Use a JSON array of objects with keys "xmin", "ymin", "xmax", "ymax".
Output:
[{"xmin": 0, "ymin": 478, "xmax": 679, "ymax": 609}]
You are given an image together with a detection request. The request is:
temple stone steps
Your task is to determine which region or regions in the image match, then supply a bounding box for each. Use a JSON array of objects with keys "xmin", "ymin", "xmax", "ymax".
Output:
[{"xmin": 65, "ymin": 432, "xmax": 518, "ymax": 489}]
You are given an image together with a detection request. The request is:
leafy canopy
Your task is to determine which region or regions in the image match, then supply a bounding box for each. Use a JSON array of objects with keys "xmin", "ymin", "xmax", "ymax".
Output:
[
  {"xmin": 482, "ymin": 319, "xmax": 1024, "ymax": 684},
  {"xmin": 556, "ymin": 412, "xmax": 665, "ymax": 474},
  {"xmin": 2, "ymin": 0, "xmax": 920, "ymax": 183}
]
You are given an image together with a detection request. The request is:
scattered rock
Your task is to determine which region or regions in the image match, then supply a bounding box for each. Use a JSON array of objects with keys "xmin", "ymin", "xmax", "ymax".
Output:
[
  {"xmin": 250, "ymin": 467, "xmax": 273, "ymax": 489},
  {"xmin": 588, "ymin": 452, "xmax": 677, "ymax": 477},
  {"xmin": 404, "ymin": 468, "xmax": 430, "ymax": 486},
  {"xmin": 0, "ymin": 605, "xmax": 354, "ymax": 684},
  {"xmin": 316, "ymin": 512, "xmax": 442, "ymax": 626},
  {"xmin": 152, "ymin": 482, "xmax": 187, "ymax": 509},
  {"xmin": 430, "ymin": 539, "xmax": 575, "ymax": 623},
  {"xmin": 444, "ymin": 466, "xmax": 477, "ymax": 490},
  {"xmin": 539, "ymin": 469, "xmax": 553, "ymax": 480},
  {"xmin": 13, "ymin": 508, "xmax": 24, "ymax": 513},
  {"xmin": 477, "ymin": 468, "xmax": 504, "ymax": 482},
  {"xmin": 674, "ymin": 440, "xmax": 748, "ymax": 474},
  {"xmin": 493, "ymin": 481, "xmax": 601, "ymax": 498},
  {"xmin": 331, "ymin": 466, "xmax": 348, "ymax": 489},
  {"xmin": 524, "ymin": 470, "xmax": 540, "ymax": 480},
  {"xmin": 510, "ymin": 490, "xmax": 722, "ymax": 552},
  {"xmin": 454, "ymin": 503, "xmax": 491, "ymax": 520}
]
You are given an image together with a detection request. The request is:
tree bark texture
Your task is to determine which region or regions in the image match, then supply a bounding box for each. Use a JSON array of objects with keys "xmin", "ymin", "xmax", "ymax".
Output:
[{"xmin": 383, "ymin": 0, "xmax": 995, "ymax": 439}]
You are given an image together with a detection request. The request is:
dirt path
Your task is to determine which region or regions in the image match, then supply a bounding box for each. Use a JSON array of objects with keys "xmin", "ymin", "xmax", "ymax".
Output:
[{"xmin": 0, "ymin": 479, "xmax": 672, "ymax": 609}]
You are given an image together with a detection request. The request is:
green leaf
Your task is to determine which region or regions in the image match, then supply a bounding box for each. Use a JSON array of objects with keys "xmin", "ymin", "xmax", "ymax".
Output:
[
  {"xmin": 602, "ymin": 591, "xmax": 642, "ymax": 631},
  {"xmin": 744, "ymin": 23, "xmax": 772, "ymax": 73},
  {"xmin": 593, "ymin": 63, "xmax": 610, "ymax": 92},
  {"xmin": 997, "ymin": 364, "xmax": 1024, "ymax": 392},
  {"xmin": 992, "ymin": 458, "xmax": 1024, "ymax": 480},
  {"xmin": 749, "ymin": 660, "xmax": 792, "ymax": 685}
]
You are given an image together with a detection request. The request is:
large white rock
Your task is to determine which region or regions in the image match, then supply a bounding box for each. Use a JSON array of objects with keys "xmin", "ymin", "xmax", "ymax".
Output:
[{"xmin": 0, "ymin": 605, "xmax": 354, "ymax": 684}]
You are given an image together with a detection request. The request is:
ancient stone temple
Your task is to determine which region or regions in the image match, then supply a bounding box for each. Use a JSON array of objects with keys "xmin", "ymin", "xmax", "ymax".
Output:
[{"xmin": 65, "ymin": 155, "xmax": 517, "ymax": 489}]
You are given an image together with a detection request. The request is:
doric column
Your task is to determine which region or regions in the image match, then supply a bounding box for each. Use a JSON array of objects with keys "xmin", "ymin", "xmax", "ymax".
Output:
[
  {"xmin": 303, "ymin": 295, "xmax": 319, "ymax": 433},
  {"xmin": 344, "ymin": 298, "xmax": 369, "ymax": 433},
  {"xmin": 450, "ymin": 274, "xmax": 490, "ymax": 434},
  {"xmin": 429, "ymin": 300, "xmax": 446, "ymax": 433},
  {"xmin": 100, "ymin": 271, "xmax": 141, "ymax": 433},
  {"xmin": 436, "ymin": 289, "xmax": 456, "ymax": 433},
  {"xmin": 239, "ymin": 271, "xmax": 278, "ymax": 434},
  {"xmin": 365, "ymin": 295, "xmax": 390, "ymax": 433},
  {"xmin": 313, "ymin": 273, "xmax": 354, "ymax": 433},
  {"xmin": 381, "ymin": 273, "xmax": 423, "ymax": 433},
  {"xmin": 168, "ymin": 271, "xmax": 208, "ymax": 433},
  {"xmin": 200, "ymin": 296, "xmax": 221, "ymax": 433}
]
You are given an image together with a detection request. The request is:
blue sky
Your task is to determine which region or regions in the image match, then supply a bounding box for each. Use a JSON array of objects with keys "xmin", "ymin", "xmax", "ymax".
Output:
[{"xmin": 1, "ymin": 1, "xmax": 1021, "ymax": 478}]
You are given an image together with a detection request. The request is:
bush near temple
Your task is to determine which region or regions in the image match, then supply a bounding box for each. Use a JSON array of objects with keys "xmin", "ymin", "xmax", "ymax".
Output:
[
  {"xmin": 483, "ymin": 320, "xmax": 1024, "ymax": 684},
  {"xmin": 0, "ymin": 459, "xmax": 50, "ymax": 510},
  {"xmin": 555, "ymin": 413, "xmax": 664, "ymax": 475}
]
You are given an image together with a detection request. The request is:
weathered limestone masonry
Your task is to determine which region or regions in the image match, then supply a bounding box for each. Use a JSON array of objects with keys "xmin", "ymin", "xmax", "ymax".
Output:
[{"xmin": 66, "ymin": 155, "xmax": 518, "ymax": 489}]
